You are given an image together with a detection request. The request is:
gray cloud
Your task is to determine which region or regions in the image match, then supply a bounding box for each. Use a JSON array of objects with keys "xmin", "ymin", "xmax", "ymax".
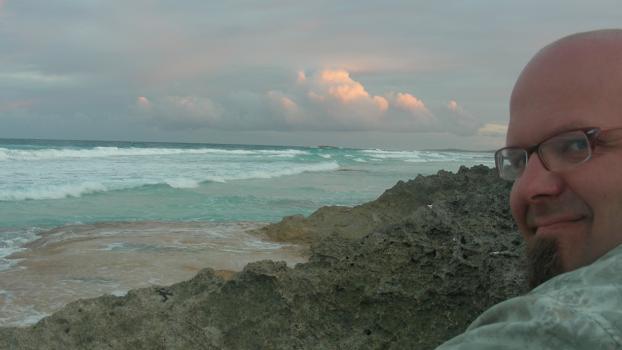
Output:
[
  {"xmin": 0, "ymin": 0, "xmax": 619, "ymax": 148},
  {"xmin": 131, "ymin": 69, "xmax": 482, "ymax": 134}
]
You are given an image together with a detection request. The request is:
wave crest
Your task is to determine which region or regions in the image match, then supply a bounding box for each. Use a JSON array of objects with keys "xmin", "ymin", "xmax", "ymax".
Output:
[
  {"xmin": 0, "ymin": 147, "xmax": 309, "ymax": 161},
  {"xmin": 1, "ymin": 161, "xmax": 340, "ymax": 201},
  {"xmin": 0, "ymin": 182, "xmax": 108, "ymax": 201}
]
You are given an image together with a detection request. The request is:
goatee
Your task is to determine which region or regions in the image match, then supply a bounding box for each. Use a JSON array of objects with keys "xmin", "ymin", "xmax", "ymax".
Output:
[{"xmin": 526, "ymin": 237, "xmax": 564, "ymax": 290}]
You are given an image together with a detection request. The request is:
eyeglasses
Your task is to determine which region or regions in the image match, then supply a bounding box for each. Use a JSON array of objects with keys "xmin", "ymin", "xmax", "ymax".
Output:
[{"xmin": 494, "ymin": 127, "xmax": 604, "ymax": 181}]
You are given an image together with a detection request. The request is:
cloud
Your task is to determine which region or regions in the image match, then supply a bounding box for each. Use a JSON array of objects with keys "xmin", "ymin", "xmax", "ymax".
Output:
[
  {"xmin": 431, "ymin": 99, "xmax": 481, "ymax": 136},
  {"xmin": 385, "ymin": 92, "xmax": 434, "ymax": 124},
  {"xmin": 1, "ymin": 1, "xmax": 617, "ymax": 149},
  {"xmin": 267, "ymin": 90, "xmax": 304, "ymax": 126},
  {"xmin": 317, "ymin": 70, "xmax": 369, "ymax": 102},
  {"xmin": 305, "ymin": 69, "xmax": 387, "ymax": 112},
  {"xmin": 299, "ymin": 69, "xmax": 389, "ymax": 129},
  {"xmin": 131, "ymin": 68, "xmax": 484, "ymax": 135},
  {"xmin": 283, "ymin": 69, "xmax": 479, "ymax": 133},
  {"xmin": 0, "ymin": 99, "xmax": 34, "ymax": 113},
  {"xmin": 394, "ymin": 92, "xmax": 426, "ymax": 112},
  {"xmin": 136, "ymin": 96, "xmax": 151, "ymax": 109},
  {"xmin": 296, "ymin": 71, "xmax": 306, "ymax": 84},
  {"xmin": 267, "ymin": 91, "xmax": 298, "ymax": 113},
  {"xmin": 134, "ymin": 95, "xmax": 223, "ymax": 130},
  {"xmin": 0, "ymin": 70, "xmax": 80, "ymax": 89},
  {"xmin": 477, "ymin": 123, "xmax": 508, "ymax": 137}
]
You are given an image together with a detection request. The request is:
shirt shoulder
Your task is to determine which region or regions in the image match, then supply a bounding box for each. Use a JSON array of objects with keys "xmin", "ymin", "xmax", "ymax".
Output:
[{"xmin": 435, "ymin": 245, "xmax": 622, "ymax": 350}]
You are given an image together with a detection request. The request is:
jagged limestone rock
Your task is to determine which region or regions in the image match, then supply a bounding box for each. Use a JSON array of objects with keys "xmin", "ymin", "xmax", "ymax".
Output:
[{"xmin": 0, "ymin": 165, "xmax": 526, "ymax": 349}]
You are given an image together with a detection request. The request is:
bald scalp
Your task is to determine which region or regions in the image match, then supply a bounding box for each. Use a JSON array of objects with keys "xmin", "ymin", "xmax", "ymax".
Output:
[{"xmin": 509, "ymin": 29, "xmax": 622, "ymax": 142}]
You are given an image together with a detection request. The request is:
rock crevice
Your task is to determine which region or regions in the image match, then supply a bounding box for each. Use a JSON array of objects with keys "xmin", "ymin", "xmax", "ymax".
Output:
[{"xmin": 0, "ymin": 165, "xmax": 527, "ymax": 349}]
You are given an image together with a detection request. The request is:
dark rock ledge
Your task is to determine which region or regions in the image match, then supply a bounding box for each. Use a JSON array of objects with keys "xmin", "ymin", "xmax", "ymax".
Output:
[{"xmin": 0, "ymin": 165, "xmax": 527, "ymax": 350}]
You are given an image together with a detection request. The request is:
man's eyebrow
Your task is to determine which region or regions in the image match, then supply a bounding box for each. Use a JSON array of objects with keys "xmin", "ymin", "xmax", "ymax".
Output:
[
  {"xmin": 537, "ymin": 123, "xmax": 593, "ymax": 143},
  {"xmin": 506, "ymin": 122, "xmax": 593, "ymax": 148}
]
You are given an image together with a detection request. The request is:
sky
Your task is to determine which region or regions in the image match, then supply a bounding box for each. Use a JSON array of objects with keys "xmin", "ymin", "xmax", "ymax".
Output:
[{"xmin": 0, "ymin": 1, "xmax": 620, "ymax": 150}]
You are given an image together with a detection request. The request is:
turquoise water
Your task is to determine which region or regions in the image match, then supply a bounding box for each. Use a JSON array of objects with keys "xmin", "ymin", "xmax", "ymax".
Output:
[
  {"xmin": 0, "ymin": 138, "xmax": 495, "ymax": 326},
  {"xmin": 0, "ymin": 138, "xmax": 494, "ymax": 263}
]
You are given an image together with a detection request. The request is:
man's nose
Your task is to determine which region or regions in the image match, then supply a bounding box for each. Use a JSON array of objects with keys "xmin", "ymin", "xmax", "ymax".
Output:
[{"xmin": 514, "ymin": 153, "xmax": 564, "ymax": 202}]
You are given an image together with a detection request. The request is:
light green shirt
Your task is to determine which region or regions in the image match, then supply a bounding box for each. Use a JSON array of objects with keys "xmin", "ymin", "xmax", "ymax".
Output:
[{"xmin": 436, "ymin": 244, "xmax": 622, "ymax": 349}]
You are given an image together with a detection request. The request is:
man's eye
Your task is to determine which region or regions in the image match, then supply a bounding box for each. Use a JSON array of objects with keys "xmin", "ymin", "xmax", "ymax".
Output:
[
  {"xmin": 548, "ymin": 138, "xmax": 586, "ymax": 155},
  {"xmin": 560, "ymin": 139, "xmax": 587, "ymax": 153},
  {"xmin": 510, "ymin": 156, "xmax": 525, "ymax": 168}
]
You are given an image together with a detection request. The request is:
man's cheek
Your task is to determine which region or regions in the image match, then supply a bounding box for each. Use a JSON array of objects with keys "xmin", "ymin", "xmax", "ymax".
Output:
[{"xmin": 509, "ymin": 191, "xmax": 526, "ymax": 228}]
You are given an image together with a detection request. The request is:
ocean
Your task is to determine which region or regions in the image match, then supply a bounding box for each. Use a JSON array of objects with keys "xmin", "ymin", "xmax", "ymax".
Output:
[{"xmin": 0, "ymin": 138, "xmax": 494, "ymax": 326}]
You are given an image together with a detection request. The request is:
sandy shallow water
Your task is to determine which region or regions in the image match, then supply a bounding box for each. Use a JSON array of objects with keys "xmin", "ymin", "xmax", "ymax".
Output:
[{"xmin": 0, "ymin": 221, "xmax": 307, "ymax": 327}]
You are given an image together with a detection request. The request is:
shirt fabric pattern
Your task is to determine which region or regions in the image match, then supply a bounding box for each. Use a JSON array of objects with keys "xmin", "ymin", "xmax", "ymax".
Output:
[{"xmin": 436, "ymin": 244, "xmax": 622, "ymax": 349}]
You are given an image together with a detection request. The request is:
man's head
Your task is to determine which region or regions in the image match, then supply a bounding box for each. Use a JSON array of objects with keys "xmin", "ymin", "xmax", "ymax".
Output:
[{"xmin": 505, "ymin": 29, "xmax": 622, "ymax": 288}]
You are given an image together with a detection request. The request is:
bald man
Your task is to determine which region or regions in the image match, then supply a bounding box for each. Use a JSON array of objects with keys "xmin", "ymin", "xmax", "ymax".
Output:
[{"xmin": 437, "ymin": 29, "xmax": 622, "ymax": 349}]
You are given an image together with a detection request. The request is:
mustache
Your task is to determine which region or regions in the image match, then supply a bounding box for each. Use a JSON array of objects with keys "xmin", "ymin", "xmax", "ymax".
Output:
[{"xmin": 525, "ymin": 197, "xmax": 592, "ymax": 228}]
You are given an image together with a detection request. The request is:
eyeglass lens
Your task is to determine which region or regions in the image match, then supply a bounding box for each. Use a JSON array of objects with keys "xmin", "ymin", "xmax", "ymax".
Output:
[{"xmin": 496, "ymin": 130, "xmax": 591, "ymax": 181}]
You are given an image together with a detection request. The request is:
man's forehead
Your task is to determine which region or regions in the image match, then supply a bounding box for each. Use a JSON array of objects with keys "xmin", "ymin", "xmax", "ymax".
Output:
[
  {"xmin": 506, "ymin": 119, "xmax": 591, "ymax": 147},
  {"xmin": 506, "ymin": 30, "xmax": 622, "ymax": 148}
]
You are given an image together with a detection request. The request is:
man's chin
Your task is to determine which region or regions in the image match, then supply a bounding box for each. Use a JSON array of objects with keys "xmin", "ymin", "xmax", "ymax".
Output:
[{"xmin": 526, "ymin": 236, "xmax": 565, "ymax": 290}]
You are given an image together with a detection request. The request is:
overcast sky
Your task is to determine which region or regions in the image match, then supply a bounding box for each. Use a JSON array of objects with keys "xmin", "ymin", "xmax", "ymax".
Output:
[{"xmin": 0, "ymin": 1, "xmax": 619, "ymax": 150}]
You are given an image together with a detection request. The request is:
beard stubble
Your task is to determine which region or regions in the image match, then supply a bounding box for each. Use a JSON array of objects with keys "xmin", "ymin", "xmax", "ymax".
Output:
[{"xmin": 526, "ymin": 236, "xmax": 565, "ymax": 290}]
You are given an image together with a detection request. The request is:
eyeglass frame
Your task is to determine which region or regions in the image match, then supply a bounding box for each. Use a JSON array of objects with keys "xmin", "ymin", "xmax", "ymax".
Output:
[{"xmin": 494, "ymin": 127, "xmax": 607, "ymax": 181}]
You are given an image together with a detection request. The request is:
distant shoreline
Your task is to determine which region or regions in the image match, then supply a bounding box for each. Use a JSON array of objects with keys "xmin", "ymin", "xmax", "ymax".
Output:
[
  {"xmin": 421, "ymin": 148, "xmax": 495, "ymax": 153},
  {"xmin": 0, "ymin": 137, "xmax": 495, "ymax": 154}
]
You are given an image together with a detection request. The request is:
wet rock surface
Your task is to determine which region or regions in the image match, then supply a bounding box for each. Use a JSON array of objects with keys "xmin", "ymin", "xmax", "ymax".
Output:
[{"xmin": 0, "ymin": 165, "xmax": 527, "ymax": 349}]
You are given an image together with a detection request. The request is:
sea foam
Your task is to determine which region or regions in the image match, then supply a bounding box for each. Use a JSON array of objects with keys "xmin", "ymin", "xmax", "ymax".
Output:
[
  {"xmin": 0, "ymin": 228, "xmax": 40, "ymax": 272},
  {"xmin": 0, "ymin": 182, "xmax": 108, "ymax": 201},
  {"xmin": 0, "ymin": 147, "xmax": 309, "ymax": 161},
  {"xmin": 361, "ymin": 149, "xmax": 493, "ymax": 163},
  {"xmin": 0, "ymin": 161, "xmax": 340, "ymax": 201},
  {"xmin": 164, "ymin": 178, "xmax": 200, "ymax": 189}
]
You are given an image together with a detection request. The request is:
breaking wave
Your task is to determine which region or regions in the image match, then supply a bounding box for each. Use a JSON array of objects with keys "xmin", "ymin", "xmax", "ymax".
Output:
[
  {"xmin": 0, "ymin": 161, "xmax": 340, "ymax": 201},
  {"xmin": 0, "ymin": 147, "xmax": 309, "ymax": 161}
]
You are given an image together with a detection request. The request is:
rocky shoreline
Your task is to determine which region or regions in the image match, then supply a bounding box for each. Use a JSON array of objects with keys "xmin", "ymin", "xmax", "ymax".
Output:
[{"xmin": 0, "ymin": 165, "xmax": 527, "ymax": 349}]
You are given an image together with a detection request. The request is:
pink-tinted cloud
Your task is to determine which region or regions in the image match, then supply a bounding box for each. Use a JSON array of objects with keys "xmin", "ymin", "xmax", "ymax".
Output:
[
  {"xmin": 300, "ymin": 69, "xmax": 389, "ymax": 123},
  {"xmin": 298, "ymin": 69, "xmax": 389, "ymax": 128},
  {"xmin": 267, "ymin": 90, "xmax": 299, "ymax": 113},
  {"xmin": 435, "ymin": 99, "xmax": 480, "ymax": 135},
  {"xmin": 134, "ymin": 95, "xmax": 223, "ymax": 130},
  {"xmin": 315, "ymin": 69, "xmax": 376, "ymax": 103},
  {"xmin": 373, "ymin": 96, "xmax": 389, "ymax": 112},
  {"xmin": 393, "ymin": 93, "xmax": 427, "ymax": 113},
  {"xmin": 136, "ymin": 96, "xmax": 151, "ymax": 109},
  {"xmin": 279, "ymin": 96, "xmax": 297, "ymax": 112},
  {"xmin": 259, "ymin": 69, "xmax": 481, "ymax": 133},
  {"xmin": 267, "ymin": 90, "xmax": 303, "ymax": 125},
  {"xmin": 448, "ymin": 100, "xmax": 459, "ymax": 112},
  {"xmin": 130, "ymin": 69, "xmax": 482, "ymax": 135},
  {"xmin": 477, "ymin": 123, "xmax": 507, "ymax": 137},
  {"xmin": 165, "ymin": 96, "xmax": 222, "ymax": 124},
  {"xmin": 296, "ymin": 71, "xmax": 306, "ymax": 84},
  {"xmin": 213, "ymin": 68, "xmax": 482, "ymax": 134},
  {"xmin": 318, "ymin": 70, "xmax": 350, "ymax": 84},
  {"xmin": 384, "ymin": 92, "xmax": 435, "ymax": 126},
  {"xmin": 0, "ymin": 99, "xmax": 34, "ymax": 112}
]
